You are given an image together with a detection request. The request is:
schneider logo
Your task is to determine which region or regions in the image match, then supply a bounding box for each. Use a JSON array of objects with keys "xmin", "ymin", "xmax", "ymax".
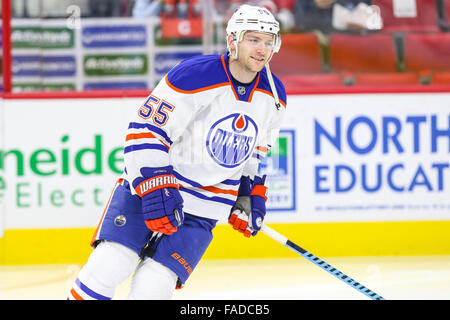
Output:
[{"xmin": 0, "ymin": 135, "xmax": 123, "ymax": 209}]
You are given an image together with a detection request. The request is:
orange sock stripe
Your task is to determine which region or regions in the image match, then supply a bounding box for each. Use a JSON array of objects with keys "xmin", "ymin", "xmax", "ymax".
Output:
[{"xmin": 70, "ymin": 288, "xmax": 84, "ymax": 300}]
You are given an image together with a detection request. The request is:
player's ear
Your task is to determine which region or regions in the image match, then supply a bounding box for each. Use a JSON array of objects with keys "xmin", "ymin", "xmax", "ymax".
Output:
[{"xmin": 227, "ymin": 34, "xmax": 237, "ymax": 51}]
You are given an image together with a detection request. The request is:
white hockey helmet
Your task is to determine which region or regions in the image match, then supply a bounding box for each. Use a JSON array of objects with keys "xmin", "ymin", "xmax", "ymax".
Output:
[{"xmin": 226, "ymin": 4, "xmax": 282, "ymax": 59}]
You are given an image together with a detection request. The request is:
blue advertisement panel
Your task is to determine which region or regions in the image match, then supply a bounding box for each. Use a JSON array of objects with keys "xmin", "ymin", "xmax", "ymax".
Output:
[
  {"xmin": 84, "ymin": 81, "xmax": 148, "ymax": 90},
  {"xmin": 13, "ymin": 55, "xmax": 76, "ymax": 77},
  {"xmin": 12, "ymin": 55, "xmax": 41, "ymax": 77},
  {"xmin": 82, "ymin": 25, "xmax": 147, "ymax": 48},
  {"xmin": 42, "ymin": 56, "xmax": 77, "ymax": 77}
]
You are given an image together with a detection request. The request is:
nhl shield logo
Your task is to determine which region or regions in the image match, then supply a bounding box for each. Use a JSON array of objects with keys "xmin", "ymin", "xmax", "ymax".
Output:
[
  {"xmin": 237, "ymin": 86, "xmax": 246, "ymax": 95},
  {"xmin": 206, "ymin": 113, "xmax": 258, "ymax": 168},
  {"xmin": 114, "ymin": 215, "xmax": 127, "ymax": 227}
]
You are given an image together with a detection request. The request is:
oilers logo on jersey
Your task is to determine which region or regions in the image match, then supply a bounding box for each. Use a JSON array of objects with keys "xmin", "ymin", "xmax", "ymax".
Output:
[{"xmin": 206, "ymin": 113, "xmax": 258, "ymax": 168}]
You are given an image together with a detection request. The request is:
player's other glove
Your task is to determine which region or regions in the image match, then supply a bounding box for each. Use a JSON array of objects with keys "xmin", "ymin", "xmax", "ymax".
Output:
[
  {"xmin": 133, "ymin": 166, "xmax": 184, "ymax": 235},
  {"xmin": 228, "ymin": 175, "xmax": 268, "ymax": 237}
]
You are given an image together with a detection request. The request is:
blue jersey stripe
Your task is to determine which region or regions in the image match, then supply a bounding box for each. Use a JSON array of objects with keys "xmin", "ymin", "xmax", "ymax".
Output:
[
  {"xmin": 180, "ymin": 187, "xmax": 235, "ymax": 206},
  {"xmin": 173, "ymin": 171, "xmax": 203, "ymax": 187},
  {"xmin": 124, "ymin": 143, "xmax": 169, "ymax": 154},
  {"xmin": 174, "ymin": 171, "xmax": 240, "ymax": 188},
  {"xmin": 252, "ymin": 153, "xmax": 264, "ymax": 160},
  {"xmin": 75, "ymin": 278, "xmax": 111, "ymax": 300},
  {"xmin": 128, "ymin": 122, "xmax": 173, "ymax": 145},
  {"xmin": 221, "ymin": 178, "xmax": 241, "ymax": 186}
]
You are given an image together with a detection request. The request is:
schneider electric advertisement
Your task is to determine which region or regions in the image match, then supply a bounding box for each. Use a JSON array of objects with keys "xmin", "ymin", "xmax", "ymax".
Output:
[{"xmin": 1, "ymin": 92, "xmax": 450, "ymax": 231}]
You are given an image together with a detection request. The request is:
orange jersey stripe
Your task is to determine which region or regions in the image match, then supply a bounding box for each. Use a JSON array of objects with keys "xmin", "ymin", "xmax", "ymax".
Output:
[
  {"xmin": 179, "ymin": 183, "xmax": 238, "ymax": 196},
  {"xmin": 126, "ymin": 132, "xmax": 156, "ymax": 141},
  {"xmin": 220, "ymin": 55, "xmax": 239, "ymax": 100},
  {"xmin": 255, "ymin": 88, "xmax": 287, "ymax": 108},
  {"xmin": 126, "ymin": 132, "xmax": 170, "ymax": 150},
  {"xmin": 165, "ymin": 75, "xmax": 229, "ymax": 94},
  {"xmin": 198, "ymin": 185, "xmax": 238, "ymax": 196},
  {"xmin": 256, "ymin": 146, "xmax": 269, "ymax": 152},
  {"xmin": 247, "ymin": 73, "xmax": 261, "ymax": 102}
]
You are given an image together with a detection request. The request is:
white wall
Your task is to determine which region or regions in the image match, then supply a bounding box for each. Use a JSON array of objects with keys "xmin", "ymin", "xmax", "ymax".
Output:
[
  {"xmin": 2, "ymin": 96, "xmax": 144, "ymax": 229},
  {"xmin": 1, "ymin": 91, "xmax": 450, "ymax": 231}
]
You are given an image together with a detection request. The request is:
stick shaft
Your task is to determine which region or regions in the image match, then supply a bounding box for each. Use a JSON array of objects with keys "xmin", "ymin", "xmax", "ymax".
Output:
[{"xmin": 261, "ymin": 224, "xmax": 385, "ymax": 300}]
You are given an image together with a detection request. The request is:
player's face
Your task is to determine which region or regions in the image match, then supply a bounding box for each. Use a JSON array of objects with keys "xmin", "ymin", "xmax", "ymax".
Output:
[{"xmin": 237, "ymin": 31, "xmax": 275, "ymax": 73}]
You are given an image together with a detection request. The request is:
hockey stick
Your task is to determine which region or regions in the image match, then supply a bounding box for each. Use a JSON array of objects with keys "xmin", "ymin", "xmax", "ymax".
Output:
[{"xmin": 260, "ymin": 224, "xmax": 385, "ymax": 300}]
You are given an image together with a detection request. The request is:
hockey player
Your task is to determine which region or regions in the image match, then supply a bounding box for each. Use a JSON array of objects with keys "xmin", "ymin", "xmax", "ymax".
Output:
[{"xmin": 68, "ymin": 4, "xmax": 287, "ymax": 300}]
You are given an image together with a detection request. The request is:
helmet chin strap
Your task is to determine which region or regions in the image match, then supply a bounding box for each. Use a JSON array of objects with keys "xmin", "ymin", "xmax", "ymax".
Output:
[
  {"xmin": 265, "ymin": 62, "xmax": 281, "ymax": 110},
  {"xmin": 264, "ymin": 44, "xmax": 281, "ymax": 111}
]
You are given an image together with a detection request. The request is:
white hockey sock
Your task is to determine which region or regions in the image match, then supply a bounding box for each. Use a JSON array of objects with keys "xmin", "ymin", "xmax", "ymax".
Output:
[
  {"xmin": 127, "ymin": 258, "xmax": 178, "ymax": 300},
  {"xmin": 68, "ymin": 241, "xmax": 140, "ymax": 300}
]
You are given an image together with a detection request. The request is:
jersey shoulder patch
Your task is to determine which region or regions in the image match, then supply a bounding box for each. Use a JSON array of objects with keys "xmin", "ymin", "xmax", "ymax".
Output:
[{"xmin": 166, "ymin": 54, "xmax": 230, "ymax": 93}]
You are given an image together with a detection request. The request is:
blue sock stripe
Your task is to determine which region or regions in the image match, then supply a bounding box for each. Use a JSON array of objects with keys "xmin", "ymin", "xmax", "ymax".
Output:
[{"xmin": 75, "ymin": 278, "xmax": 111, "ymax": 300}]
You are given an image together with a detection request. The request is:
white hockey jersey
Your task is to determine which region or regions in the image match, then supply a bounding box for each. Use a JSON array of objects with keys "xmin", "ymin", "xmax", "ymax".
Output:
[{"xmin": 123, "ymin": 53, "xmax": 287, "ymax": 222}]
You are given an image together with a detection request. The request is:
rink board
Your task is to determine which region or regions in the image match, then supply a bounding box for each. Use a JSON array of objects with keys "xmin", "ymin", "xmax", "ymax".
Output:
[
  {"xmin": 1, "ymin": 89, "xmax": 450, "ymax": 264},
  {"xmin": 1, "ymin": 220, "xmax": 450, "ymax": 265}
]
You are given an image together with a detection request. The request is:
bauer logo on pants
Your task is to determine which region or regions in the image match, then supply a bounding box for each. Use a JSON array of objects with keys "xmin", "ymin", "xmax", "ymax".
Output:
[{"xmin": 206, "ymin": 113, "xmax": 258, "ymax": 168}]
